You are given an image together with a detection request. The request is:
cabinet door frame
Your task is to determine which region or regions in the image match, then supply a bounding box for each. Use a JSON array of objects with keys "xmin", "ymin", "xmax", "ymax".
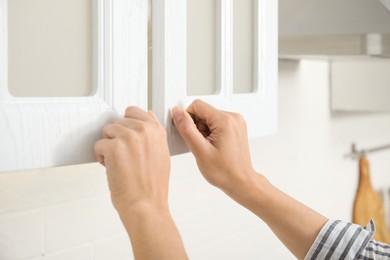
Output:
[
  {"xmin": 0, "ymin": 0, "xmax": 147, "ymax": 172},
  {"xmin": 152, "ymin": 0, "xmax": 278, "ymax": 155}
]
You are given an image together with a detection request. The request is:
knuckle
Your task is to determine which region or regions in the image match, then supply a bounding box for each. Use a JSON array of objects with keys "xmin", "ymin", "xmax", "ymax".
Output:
[
  {"xmin": 233, "ymin": 113, "xmax": 246, "ymax": 125},
  {"xmin": 137, "ymin": 122, "xmax": 151, "ymax": 133},
  {"xmin": 110, "ymin": 138, "xmax": 125, "ymax": 154},
  {"xmin": 93, "ymin": 141, "xmax": 101, "ymax": 154},
  {"xmin": 224, "ymin": 113, "xmax": 246, "ymax": 125},
  {"xmin": 222, "ymin": 113, "xmax": 247, "ymax": 128},
  {"xmin": 125, "ymin": 106, "xmax": 136, "ymax": 115},
  {"xmin": 121, "ymin": 129, "xmax": 134, "ymax": 141},
  {"xmin": 221, "ymin": 114, "xmax": 235, "ymax": 126},
  {"xmin": 102, "ymin": 124, "xmax": 112, "ymax": 136},
  {"xmin": 113, "ymin": 118, "xmax": 124, "ymax": 125},
  {"xmin": 191, "ymin": 99, "xmax": 203, "ymax": 109},
  {"xmin": 192, "ymin": 99, "xmax": 202, "ymax": 106}
]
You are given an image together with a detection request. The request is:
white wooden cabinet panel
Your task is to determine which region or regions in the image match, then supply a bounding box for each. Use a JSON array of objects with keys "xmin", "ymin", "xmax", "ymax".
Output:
[
  {"xmin": 0, "ymin": 0, "xmax": 147, "ymax": 172},
  {"xmin": 152, "ymin": 0, "xmax": 278, "ymax": 154}
]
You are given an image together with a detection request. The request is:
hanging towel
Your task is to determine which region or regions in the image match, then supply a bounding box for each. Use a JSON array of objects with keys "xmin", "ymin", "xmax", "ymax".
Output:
[{"xmin": 352, "ymin": 156, "xmax": 390, "ymax": 243}]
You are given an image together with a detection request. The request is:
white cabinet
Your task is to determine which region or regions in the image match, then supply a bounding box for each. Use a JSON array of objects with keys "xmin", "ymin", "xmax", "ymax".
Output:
[
  {"xmin": 0, "ymin": 0, "xmax": 147, "ymax": 172},
  {"xmin": 153, "ymin": 0, "xmax": 278, "ymax": 154},
  {"xmin": 331, "ymin": 58, "xmax": 390, "ymax": 112},
  {"xmin": 0, "ymin": 0, "xmax": 277, "ymax": 172}
]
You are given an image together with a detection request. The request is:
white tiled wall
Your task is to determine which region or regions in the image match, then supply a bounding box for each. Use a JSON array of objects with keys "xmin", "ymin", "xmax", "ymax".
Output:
[{"xmin": 1, "ymin": 59, "xmax": 390, "ymax": 259}]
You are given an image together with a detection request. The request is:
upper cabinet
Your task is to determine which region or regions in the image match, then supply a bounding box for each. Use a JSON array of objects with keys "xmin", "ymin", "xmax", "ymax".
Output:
[
  {"xmin": 152, "ymin": 0, "xmax": 278, "ymax": 154},
  {"xmin": 279, "ymin": 0, "xmax": 390, "ymax": 113},
  {"xmin": 279, "ymin": 0, "xmax": 390, "ymax": 56},
  {"xmin": 0, "ymin": 0, "xmax": 277, "ymax": 172},
  {"xmin": 0, "ymin": 0, "xmax": 147, "ymax": 172}
]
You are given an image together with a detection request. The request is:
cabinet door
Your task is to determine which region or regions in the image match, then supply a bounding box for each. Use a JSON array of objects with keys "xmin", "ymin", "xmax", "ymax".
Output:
[
  {"xmin": 0, "ymin": 0, "xmax": 147, "ymax": 172},
  {"xmin": 153, "ymin": 0, "xmax": 278, "ymax": 154}
]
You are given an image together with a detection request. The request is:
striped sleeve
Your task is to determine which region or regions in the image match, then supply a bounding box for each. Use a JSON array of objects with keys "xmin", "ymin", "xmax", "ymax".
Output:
[
  {"xmin": 304, "ymin": 219, "xmax": 376, "ymax": 260},
  {"xmin": 359, "ymin": 238, "xmax": 390, "ymax": 259}
]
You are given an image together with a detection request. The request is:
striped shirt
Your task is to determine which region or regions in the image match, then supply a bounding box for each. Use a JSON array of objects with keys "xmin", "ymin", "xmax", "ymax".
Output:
[{"xmin": 305, "ymin": 220, "xmax": 390, "ymax": 259}]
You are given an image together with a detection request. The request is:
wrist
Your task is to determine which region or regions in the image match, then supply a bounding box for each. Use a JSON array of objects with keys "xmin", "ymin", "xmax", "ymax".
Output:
[
  {"xmin": 117, "ymin": 202, "xmax": 172, "ymax": 234},
  {"xmin": 117, "ymin": 199, "xmax": 169, "ymax": 215},
  {"xmin": 117, "ymin": 200, "xmax": 170, "ymax": 225},
  {"xmin": 222, "ymin": 171, "xmax": 272, "ymax": 210}
]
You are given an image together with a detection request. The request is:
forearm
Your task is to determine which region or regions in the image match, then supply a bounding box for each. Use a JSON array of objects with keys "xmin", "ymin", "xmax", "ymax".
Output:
[
  {"xmin": 118, "ymin": 203, "xmax": 188, "ymax": 260},
  {"xmin": 224, "ymin": 172, "xmax": 328, "ymax": 259}
]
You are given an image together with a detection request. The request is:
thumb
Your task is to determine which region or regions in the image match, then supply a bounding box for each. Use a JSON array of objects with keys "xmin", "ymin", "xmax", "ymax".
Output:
[{"xmin": 172, "ymin": 106, "xmax": 210, "ymax": 156}]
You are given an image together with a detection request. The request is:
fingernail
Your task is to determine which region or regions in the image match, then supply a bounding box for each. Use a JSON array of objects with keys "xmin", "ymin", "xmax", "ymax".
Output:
[{"xmin": 172, "ymin": 107, "xmax": 184, "ymax": 123}]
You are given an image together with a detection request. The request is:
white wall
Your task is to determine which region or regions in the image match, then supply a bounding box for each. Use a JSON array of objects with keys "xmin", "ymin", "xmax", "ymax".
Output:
[{"xmin": 1, "ymin": 59, "xmax": 390, "ymax": 259}]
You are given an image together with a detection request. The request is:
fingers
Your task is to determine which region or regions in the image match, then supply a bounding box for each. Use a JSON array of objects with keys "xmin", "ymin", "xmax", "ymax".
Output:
[
  {"xmin": 186, "ymin": 99, "xmax": 220, "ymax": 126},
  {"xmin": 96, "ymin": 106, "xmax": 163, "ymax": 167},
  {"xmin": 94, "ymin": 138, "xmax": 111, "ymax": 166},
  {"xmin": 102, "ymin": 122, "xmax": 127, "ymax": 139},
  {"xmin": 125, "ymin": 106, "xmax": 154, "ymax": 122},
  {"xmin": 172, "ymin": 106, "xmax": 211, "ymax": 157},
  {"xmin": 106, "ymin": 110, "xmax": 161, "ymax": 139}
]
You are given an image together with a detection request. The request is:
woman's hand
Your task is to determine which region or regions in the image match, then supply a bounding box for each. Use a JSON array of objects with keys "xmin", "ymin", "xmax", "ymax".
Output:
[
  {"xmin": 95, "ymin": 107, "xmax": 187, "ymax": 260},
  {"xmin": 172, "ymin": 99, "xmax": 257, "ymax": 194},
  {"xmin": 94, "ymin": 106, "xmax": 170, "ymax": 214}
]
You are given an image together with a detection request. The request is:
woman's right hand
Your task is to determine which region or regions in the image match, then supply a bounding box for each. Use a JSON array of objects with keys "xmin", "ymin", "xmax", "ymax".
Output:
[{"xmin": 172, "ymin": 100, "xmax": 257, "ymax": 194}]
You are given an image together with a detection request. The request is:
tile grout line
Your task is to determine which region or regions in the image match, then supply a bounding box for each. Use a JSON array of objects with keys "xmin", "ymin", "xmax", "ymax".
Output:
[
  {"xmin": 42, "ymin": 209, "xmax": 46, "ymax": 258},
  {"xmin": 0, "ymin": 192, "xmax": 111, "ymax": 217}
]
